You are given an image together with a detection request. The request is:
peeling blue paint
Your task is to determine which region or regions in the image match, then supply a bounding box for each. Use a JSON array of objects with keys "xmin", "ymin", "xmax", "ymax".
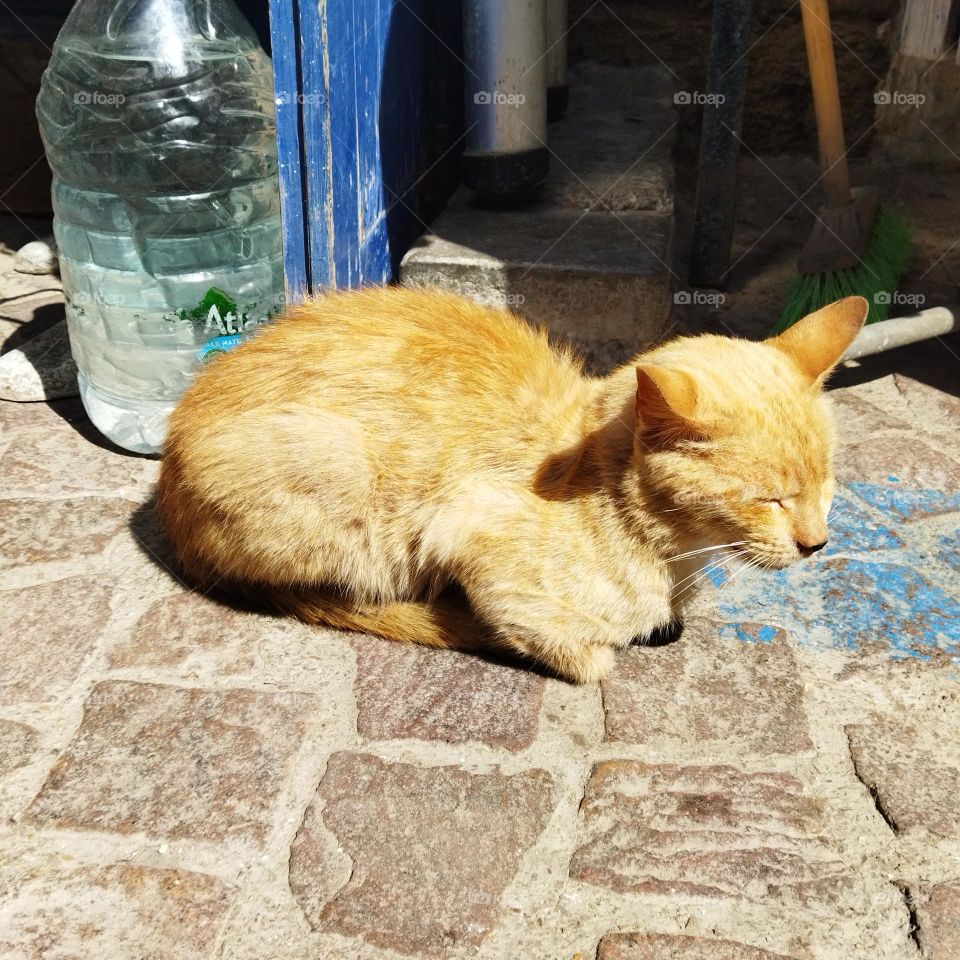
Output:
[
  {"xmin": 847, "ymin": 480, "xmax": 960, "ymax": 520},
  {"xmin": 824, "ymin": 494, "xmax": 904, "ymax": 555},
  {"xmin": 937, "ymin": 532, "xmax": 960, "ymax": 571},
  {"xmin": 707, "ymin": 565, "xmax": 728, "ymax": 587},
  {"xmin": 711, "ymin": 484, "xmax": 959, "ymax": 663},
  {"xmin": 720, "ymin": 623, "xmax": 779, "ymax": 644}
]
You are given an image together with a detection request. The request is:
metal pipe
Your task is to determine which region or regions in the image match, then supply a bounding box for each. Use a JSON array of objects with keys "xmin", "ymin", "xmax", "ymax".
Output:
[
  {"xmin": 842, "ymin": 305, "xmax": 958, "ymax": 361},
  {"xmin": 462, "ymin": 0, "xmax": 549, "ymax": 196}
]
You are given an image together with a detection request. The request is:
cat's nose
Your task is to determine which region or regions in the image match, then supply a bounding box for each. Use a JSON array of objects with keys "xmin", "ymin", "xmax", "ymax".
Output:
[{"xmin": 796, "ymin": 539, "xmax": 827, "ymax": 557}]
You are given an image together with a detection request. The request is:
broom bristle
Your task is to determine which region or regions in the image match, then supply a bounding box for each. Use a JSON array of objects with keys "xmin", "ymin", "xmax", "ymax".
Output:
[{"xmin": 774, "ymin": 207, "xmax": 911, "ymax": 334}]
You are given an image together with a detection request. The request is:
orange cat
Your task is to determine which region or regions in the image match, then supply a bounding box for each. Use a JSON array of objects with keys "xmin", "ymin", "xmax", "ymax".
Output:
[{"xmin": 157, "ymin": 287, "xmax": 866, "ymax": 682}]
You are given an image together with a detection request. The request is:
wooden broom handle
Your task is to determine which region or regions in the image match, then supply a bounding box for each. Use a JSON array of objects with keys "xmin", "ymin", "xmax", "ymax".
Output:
[{"xmin": 800, "ymin": 0, "xmax": 851, "ymax": 207}]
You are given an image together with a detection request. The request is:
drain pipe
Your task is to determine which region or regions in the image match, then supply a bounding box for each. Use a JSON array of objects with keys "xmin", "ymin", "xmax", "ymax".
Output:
[{"xmin": 462, "ymin": 0, "xmax": 549, "ymax": 196}]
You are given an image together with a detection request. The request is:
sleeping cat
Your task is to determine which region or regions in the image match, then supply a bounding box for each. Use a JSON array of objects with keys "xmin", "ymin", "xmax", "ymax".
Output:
[{"xmin": 157, "ymin": 287, "xmax": 867, "ymax": 682}]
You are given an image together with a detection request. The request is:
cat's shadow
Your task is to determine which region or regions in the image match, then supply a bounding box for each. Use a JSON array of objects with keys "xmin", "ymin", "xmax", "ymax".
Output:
[{"xmin": 128, "ymin": 497, "xmax": 683, "ymax": 683}]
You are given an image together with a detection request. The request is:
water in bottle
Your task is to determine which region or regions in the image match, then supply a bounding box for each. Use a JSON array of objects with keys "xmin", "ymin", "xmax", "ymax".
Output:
[{"xmin": 36, "ymin": 0, "xmax": 284, "ymax": 453}]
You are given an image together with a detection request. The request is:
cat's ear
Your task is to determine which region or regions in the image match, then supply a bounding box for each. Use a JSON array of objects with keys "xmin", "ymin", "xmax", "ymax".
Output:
[
  {"xmin": 766, "ymin": 296, "xmax": 867, "ymax": 384},
  {"xmin": 635, "ymin": 365, "xmax": 700, "ymax": 440}
]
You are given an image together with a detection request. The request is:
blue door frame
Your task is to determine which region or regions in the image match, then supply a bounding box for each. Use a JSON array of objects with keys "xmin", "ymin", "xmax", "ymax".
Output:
[{"xmin": 267, "ymin": 0, "xmax": 463, "ymax": 298}]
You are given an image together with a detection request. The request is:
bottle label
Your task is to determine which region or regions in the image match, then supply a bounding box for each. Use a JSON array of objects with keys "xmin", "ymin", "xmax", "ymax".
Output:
[
  {"xmin": 165, "ymin": 287, "xmax": 275, "ymax": 361},
  {"xmin": 199, "ymin": 334, "xmax": 244, "ymax": 360}
]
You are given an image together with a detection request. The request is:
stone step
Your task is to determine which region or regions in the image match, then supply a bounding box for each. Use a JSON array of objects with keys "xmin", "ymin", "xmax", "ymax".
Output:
[{"xmin": 400, "ymin": 62, "xmax": 676, "ymax": 371}]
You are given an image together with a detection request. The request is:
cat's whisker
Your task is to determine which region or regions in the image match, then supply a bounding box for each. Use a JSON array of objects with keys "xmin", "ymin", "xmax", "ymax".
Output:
[
  {"xmin": 666, "ymin": 547, "xmax": 750, "ymax": 593},
  {"xmin": 721, "ymin": 555, "xmax": 763, "ymax": 590},
  {"xmin": 671, "ymin": 548, "xmax": 750, "ymax": 597},
  {"xmin": 669, "ymin": 549, "xmax": 745, "ymax": 592},
  {"xmin": 670, "ymin": 557, "xmax": 726, "ymax": 597},
  {"xmin": 663, "ymin": 541, "xmax": 748, "ymax": 564},
  {"xmin": 671, "ymin": 559, "xmax": 724, "ymax": 596}
]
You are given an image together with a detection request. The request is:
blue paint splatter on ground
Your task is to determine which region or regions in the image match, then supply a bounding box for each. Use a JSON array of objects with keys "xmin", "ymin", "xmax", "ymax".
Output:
[
  {"xmin": 937, "ymin": 532, "xmax": 960, "ymax": 571},
  {"xmin": 824, "ymin": 494, "xmax": 903, "ymax": 555},
  {"xmin": 707, "ymin": 565, "xmax": 728, "ymax": 587},
  {"xmin": 719, "ymin": 623, "xmax": 780, "ymax": 644},
  {"xmin": 713, "ymin": 485, "xmax": 960, "ymax": 662},
  {"xmin": 847, "ymin": 480, "xmax": 960, "ymax": 521}
]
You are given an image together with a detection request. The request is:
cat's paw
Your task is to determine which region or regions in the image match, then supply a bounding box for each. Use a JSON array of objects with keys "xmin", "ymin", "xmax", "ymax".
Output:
[
  {"xmin": 565, "ymin": 644, "xmax": 616, "ymax": 684},
  {"xmin": 633, "ymin": 618, "xmax": 684, "ymax": 647}
]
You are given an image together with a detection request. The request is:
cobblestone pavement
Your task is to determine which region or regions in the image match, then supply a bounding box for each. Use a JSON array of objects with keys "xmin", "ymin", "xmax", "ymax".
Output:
[{"xmin": 1, "ymin": 225, "xmax": 960, "ymax": 959}]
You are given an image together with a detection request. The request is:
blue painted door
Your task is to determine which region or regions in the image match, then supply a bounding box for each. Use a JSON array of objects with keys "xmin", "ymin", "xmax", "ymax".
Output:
[{"xmin": 267, "ymin": 0, "xmax": 462, "ymax": 297}]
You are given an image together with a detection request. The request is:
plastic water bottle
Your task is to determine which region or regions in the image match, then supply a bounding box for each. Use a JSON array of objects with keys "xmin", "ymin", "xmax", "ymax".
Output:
[{"xmin": 36, "ymin": 0, "xmax": 284, "ymax": 454}]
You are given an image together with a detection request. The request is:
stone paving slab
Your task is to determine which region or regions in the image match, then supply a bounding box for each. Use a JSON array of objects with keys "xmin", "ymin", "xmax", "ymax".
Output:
[
  {"xmin": 0, "ymin": 576, "xmax": 114, "ymax": 705},
  {"xmin": 353, "ymin": 637, "xmax": 545, "ymax": 751},
  {"xmin": 602, "ymin": 619, "xmax": 812, "ymax": 756},
  {"xmin": 26, "ymin": 680, "xmax": 317, "ymax": 847},
  {"xmin": 0, "ymin": 862, "xmax": 234, "ymax": 960},
  {"xmin": 0, "ymin": 720, "xmax": 38, "ymax": 776},
  {"xmin": 289, "ymin": 752, "xmax": 555, "ymax": 958},
  {"xmin": 597, "ymin": 932, "xmax": 796, "ymax": 959},
  {"xmin": 915, "ymin": 882, "xmax": 960, "ymax": 960},
  {"xmin": 0, "ymin": 497, "xmax": 135, "ymax": 570},
  {"xmin": 569, "ymin": 761, "xmax": 843, "ymax": 903},
  {"xmin": 846, "ymin": 718, "xmax": 960, "ymax": 839},
  {"xmin": 0, "ymin": 424, "xmax": 157, "ymax": 497}
]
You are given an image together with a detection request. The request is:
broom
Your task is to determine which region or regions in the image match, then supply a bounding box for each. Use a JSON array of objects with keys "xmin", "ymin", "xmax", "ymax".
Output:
[{"xmin": 774, "ymin": 0, "xmax": 910, "ymax": 334}]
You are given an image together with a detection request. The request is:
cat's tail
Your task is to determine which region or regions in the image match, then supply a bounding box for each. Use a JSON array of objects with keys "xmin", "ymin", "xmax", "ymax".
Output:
[{"xmin": 246, "ymin": 584, "xmax": 490, "ymax": 652}]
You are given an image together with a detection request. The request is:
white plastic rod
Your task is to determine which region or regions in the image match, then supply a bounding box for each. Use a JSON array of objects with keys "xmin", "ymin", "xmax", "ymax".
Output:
[{"xmin": 842, "ymin": 305, "xmax": 958, "ymax": 361}]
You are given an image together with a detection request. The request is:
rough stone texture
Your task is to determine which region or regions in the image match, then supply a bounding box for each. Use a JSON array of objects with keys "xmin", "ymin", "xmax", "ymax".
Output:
[
  {"xmin": 893, "ymin": 372, "xmax": 960, "ymax": 429},
  {"xmin": 838, "ymin": 435, "xmax": 960, "ymax": 520},
  {"xmin": 353, "ymin": 637, "xmax": 545, "ymax": 750},
  {"xmin": 602, "ymin": 620, "xmax": 811, "ymax": 756},
  {"xmin": 402, "ymin": 204, "xmax": 673, "ymax": 372},
  {"xmin": 0, "ymin": 426, "xmax": 157, "ymax": 497},
  {"xmin": 570, "ymin": 761, "xmax": 838, "ymax": 901},
  {"xmin": 537, "ymin": 63, "xmax": 674, "ymax": 214},
  {"xmin": 829, "ymin": 389, "xmax": 908, "ymax": 444},
  {"xmin": 846, "ymin": 720, "xmax": 960, "ymax": 838},
  {"xmin": 289, "ymin": 752, "xmax": 555, "ymax": 957},
  {"xmin": 0, "ymin": 496, "xmax": 134, "ymax": 568},
  {"xmin": 109, "ymin": 591, "xmax": 266, "ymax": 674},
  {"xmin": 916, "ymin": 882, "xmax": 960, "ymax": 960},
  {"xmin": 0, "ymin": 395, "xmax": 85, "ymax": 433},
  {"xmin": 0, "ymin": 719, "xmax": 39, "ymax": 775},
  {"xmin": 597, "ymin": 932, "xmax": 795, "ymax": 959},
  {"xmin": 0, "ymin": 864, "xmax": 234, "ymax": 960},
  {"xmin": 13, "ymin": 238, "xmax": 57, "ymax": 275},
  {"xmin": 0, "ymin": 576, "xmax": 114, "ymax": 705},
  {"xmin": 26, "ymin": 680, "xmax": 315, "ymax": 846}
]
